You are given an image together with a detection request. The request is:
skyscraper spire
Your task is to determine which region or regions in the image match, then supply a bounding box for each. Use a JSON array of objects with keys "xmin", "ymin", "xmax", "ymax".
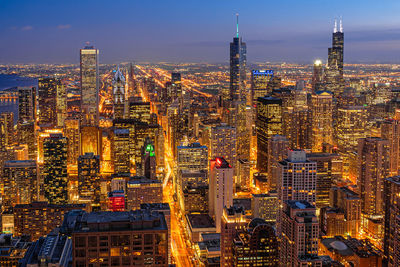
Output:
[
  {"xmin": 334, "ymin": 18, "xmax": 337, "ymax": 33},
  {"xmin": 339, "ymin": 17, "xmax": 343, "ymax": 33},
  {"xmin": 236, "ymin": 13, "xmax": 239, "ymax": 38}
]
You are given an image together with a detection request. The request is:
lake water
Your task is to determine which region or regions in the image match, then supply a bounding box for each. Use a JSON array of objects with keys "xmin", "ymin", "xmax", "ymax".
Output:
[{"xmin": 0, "ymin": 74, "xmax": 38, "ymax": 123}]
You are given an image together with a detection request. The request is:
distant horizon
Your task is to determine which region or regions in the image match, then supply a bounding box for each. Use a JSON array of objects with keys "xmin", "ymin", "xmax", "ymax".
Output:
[{"xmin": 2, "ymin": 1, "xmax": 400, "ymax": 64}]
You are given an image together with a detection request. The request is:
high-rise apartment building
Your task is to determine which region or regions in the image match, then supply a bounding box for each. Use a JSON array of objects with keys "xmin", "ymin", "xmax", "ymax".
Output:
[
  {"xmin": 280, "ymin": 200, "xmax": 321, "ymax": 266},
  {"xmin": 383, "ymin": 176, "xmax": 400, "ymax": 266},
  {"xmin": 267, "ymin": 135, "xmax": 288, "ymax": 190},
  {"xmin": 256, "ymin": 96, "xmax": 282, "ymax": 172},
  {"xmin": 80, "ymin": 44, "xmax": 99, "ymax": 126},
  {"xmin": 209, "ymin": 157, "xmax": 234, "ymax": 232},
  {"xmin": 78, "ymin": 153, "xmax": 100, "ymax": 210},
  {"xmin": 357, "ymin": 137, "xmax": 389, "ymax": 216},
  {"xmin": 381, "ymin": 117, "xmax": 400, "ymax": 176},
  {"xmin": 43, "ymin": 133, "xmax": 68, "ymax": 205},
  {"xmin": 210, "ymin": 124, "xmax": 237, "ymax": 172},
  {"xmin": 2, "ymin": 160, "xmax": 38, "ymax": 208},
  {"xmin": 311, "ymin": 91, "xmax": 333, "ymax": 152},
  {"xmin": 277, "ymin": 150, "xmax": 317, "ymax": 206}
]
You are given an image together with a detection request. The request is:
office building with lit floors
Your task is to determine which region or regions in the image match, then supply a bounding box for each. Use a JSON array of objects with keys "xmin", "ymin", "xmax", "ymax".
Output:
[
  {"xmin": 43, "ymin": 133, "xmax": 68, "ymax": 205},
  {"xmin": 310, "ymin": 91, "xmax": 333, "ymax": 152},
  {"xmin": 38, "ymin": 77, "xmax": 60, "ymax": 126},
  {"xmin": 280, "ymin": 200, "xmax": 322, "ymax": 266},
  {"xmin": 383, "ymin": 176, "xmax": 400, "ymax": 266},
  {"xmin": 209, "ymin": 157, "xmax": 234, "ymax": 233},
  {"xmin": 256, "ymin": 96, "xmax": 282, "ymax": 172},
  {"xmin": 64, "ymin": 209, "xmax": 169, "ymax": 267},
  {"xmin": 232, "ymin": 218, "xmax": 279, "ymax": 266}
]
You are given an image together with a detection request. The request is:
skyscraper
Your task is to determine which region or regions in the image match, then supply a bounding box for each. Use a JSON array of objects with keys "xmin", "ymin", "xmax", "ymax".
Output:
[
  {"xmin": 43, "ymin": 134, "xmax": 68, "ymax": 205},
  {"xmin": 113, "ymin": 128, "xmax": 131, "ymax": 174},
  {"xmin": 64, "ymin": 117, "xmax": 80, "ymax": 167},
  {"xmin": 250, "ymin": 70, "xmax": 273, "ymax": 106},
  {"xmin": 112, "ymin": 66, "xmax": 126, "ymax": 119},
  {"xmin": 280, "ymin": 200, "xmax": 321, "ymax": 266},
  {"xmin": 80, "ymin": 44, "xmax": 99, "ymax": 126},
  {"xmin": 256, "ymin": 96, "xmax": 282, "ymax": 172},
  {"xmin": 357, "ymin": 137, "xmax": 389, "ymax": 217},
  {"xmin": 229, "ymin": 14, "xmax": 247, "ymax": 102},
  {"xmin": 18, "ymin": 87, "xmax": 36, "ymax": 124},
  {"xmin": 2, "ymin": 160, "xmax": 38, "ymax": 208},
  {"xmin": 78, "ymin": 153, "xmax": 100, "ymax": 210},
  {"xmin": 141, "ymin": 138, "xmax": 156, "ymax": 180},
  {"xmin": 383, "ymin": 176, "xmax": 400, "ymax": 266},
  {"xmin": 277, "ymin": 150, "xmax": 317, "ymax": 206},
  {"xmin": 38, "ymin": 78, "xmax": 59, "ymax": 126},
  {"xmin": 311, "ymin": 91, "xmax": 333, "ymax": 152},
  {"xmin": 325, "ymin": 19, "xmax": 344, "ymax": 95},
  {"xmin": 209, "ymin": 157, "xmax": 234, "ymax": 232},
  {"xmin": 267, "ymin": 135, "xmax": 289, "ymax": 191},
  {"xmin": 210, "ymin": 124, "xmax": 237, "ymax": 173},
  {"xmin": 312, "ymin": 59, "xmax": 324, "ymax": 92}
]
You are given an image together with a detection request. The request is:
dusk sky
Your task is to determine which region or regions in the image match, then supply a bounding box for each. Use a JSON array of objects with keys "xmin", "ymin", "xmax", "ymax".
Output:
[{"xmin": 2, "ymin": 0, "xmax": 400, "ymax": 64}]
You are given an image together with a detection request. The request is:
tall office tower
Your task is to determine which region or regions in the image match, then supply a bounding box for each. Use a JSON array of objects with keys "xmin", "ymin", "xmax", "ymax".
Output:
[
  {"xmin": 64, "ymin": 117, "xmax": 80, "ymax": 167},
  {"xmin": 128, "ymin": 100, "xmax": 151, "ymax": 123},
  {"xmin": 210, "ymin": 124, "xmax": 237, "ymax": 172},
  {"xmin": 78, "ymin": 153, "xmax": 100, "ymax": 211},
  {"xmin": 383, "ymin": 176, "xmax": 400, "ymax": 266},
  {"xmin": 381, "ymin": 117, "xmax": 400, "ymax": 176},
  {"xmin": 80, "ymin": 44, "xmax": 99, "ymax": 126},
  {"xmin": 126, "ymin": 178, "xmax": 163, "ymax": 210},
  {"xmin": 141, "ymin": 138, "xmax": 156, "ymax": 180},
  {"xmin": 18, "ymin": 87, "xmax": 36, "ymax": 124},
  {"xmin": 14, "ymin": 202, "xmax": 85, "ymax": 241},
  {"xmin": 256, "ymin": 96, "xmax": 282, "ymax": 172},
  {"xmin": 0, "ymin": 112, "xmax": 14, "ymax": 147},
  {"xmin": 209, "ymin": 157, "xmax": 234, "ymax": 232},
  {"xmin": 18, "ymin": 122, "xmax": 36, "ymax": 160},
  {"xmin": 80, "ymin": 125, "xmax": 101, "ymax": 155},
  {"xmin": 325, "ymin": 19, "xmax": 345, "ymax": 95},
  {"xmin": 2, "ymin": 160, "xmax": 38, "ymax": 208},
  {"xmin": 277, "ymin": 150, "xmax": 317, "ymax": 206},
  {"xmin": 167, "ymin": 103, "xmax": 188, "ymax": 158},
  {"xmin": 183, "ymin": 185, "xmax": 208, "ymax": 214},
  {"xmin": 38, "ymin": 78, "xmax": 59, "ymax": 126},
  {"xmin": 357, "ymin": 137, "xmax": 389, "ymax": 217},
  {"xmin": 234, "ymin": 103, "xmax": 251, "ymax": 161},
  {"xmin": 312, "ymin": 59, "xmax": 324, "ymax": 92},
  {"xmin": 232, "ymin": 219, "xmax": 279, "ymax": 266},
  {"xmin": 280, "ymin": 200, "xmax": 321, "ymax": 266},
  {"xmin": 250, "ymin": 70, "xmax": 274, "ymax": 106},
  {"xmin": 336, "ymin": 106, "xmax": 367, "ymax": 179},
  {"xmin": 311, "ymin": 91, "xmax": 333, "ymax": 152},
  {"xmin": 267, "ymin": 135, "xmax": 289, "ymax": 191},
  {"xmin": 237, "ymin": 159, "xmax": 250, "ymax": 190},
  {"xmin": 65, "ymin": 209, "xmax": 169, "ymax": 267},
  {"xmin": 251, "ymin": 192, "xmax": 278, "ymax": 222},
  {"xmin": 330, "ymin": 186, "xmax": 361, "ymax": 237},
  {"xmin": 113, "ymin": 128, "xmax": 131, "ymax": 174},
  {"xmin": 229, "ymin": 14, "xmax": 247, "ymax": 102},
  {"xmin": 43, "ymin": 134, "xmax": 68, "ymax": 205},
  {"xmin": 112, "ymin": 66, "xmax": 126, "ymax": 119},
  {"xmin": 220, "ymin": 206, "xmax": 248, "ymax": 267},
  {"xmin": 56, "ymin": 79, "xmax": 67, "ymax": 127}
]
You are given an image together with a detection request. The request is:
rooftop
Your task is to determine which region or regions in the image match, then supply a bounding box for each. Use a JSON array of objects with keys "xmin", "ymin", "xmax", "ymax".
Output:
[{"xmin": 186, "ymin": 214, "xmax": 215, "ymax": 229}]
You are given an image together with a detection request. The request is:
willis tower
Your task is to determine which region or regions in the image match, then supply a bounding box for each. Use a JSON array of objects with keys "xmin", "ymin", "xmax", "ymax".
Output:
[{"xmin": 325, "ymin": 18, "xmax": 344, "ymax": 95}]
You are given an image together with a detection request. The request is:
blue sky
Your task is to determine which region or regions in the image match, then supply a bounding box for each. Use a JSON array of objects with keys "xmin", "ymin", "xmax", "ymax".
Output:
[{"xmin": 1, "ymin": 0, "xmax": 400, "ymax": 64}]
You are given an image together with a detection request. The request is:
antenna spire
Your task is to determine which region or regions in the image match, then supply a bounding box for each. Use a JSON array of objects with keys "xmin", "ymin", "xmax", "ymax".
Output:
[
  {"xmin": 236, "ymin": 13, "xmax": 239, "ymax": 38},
  {"xmin": 334, "ymin": 18, "xmax": 337, "ymax": 33},
  {"xmin": 339, "ymin": 17, "xmax": 343, "ymax": 32}
]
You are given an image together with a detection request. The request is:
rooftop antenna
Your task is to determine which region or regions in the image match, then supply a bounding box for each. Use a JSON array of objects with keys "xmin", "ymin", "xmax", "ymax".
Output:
[
  {"xmin": 339, "ymin": 17, "xmax": 343, "ymax": 32},
  {"xmin": 334, "ymin": 18, "xmax": 337, "ymax": 33},
  {"xmin": 236, "ymin": 13, "xmax": 239, "ymax": 38}
]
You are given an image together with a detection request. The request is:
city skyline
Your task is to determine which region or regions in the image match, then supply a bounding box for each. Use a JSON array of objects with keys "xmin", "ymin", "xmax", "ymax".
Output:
[{"xmin": 2, "ymin": 0, "xmax": 400, "ymax": 64}]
